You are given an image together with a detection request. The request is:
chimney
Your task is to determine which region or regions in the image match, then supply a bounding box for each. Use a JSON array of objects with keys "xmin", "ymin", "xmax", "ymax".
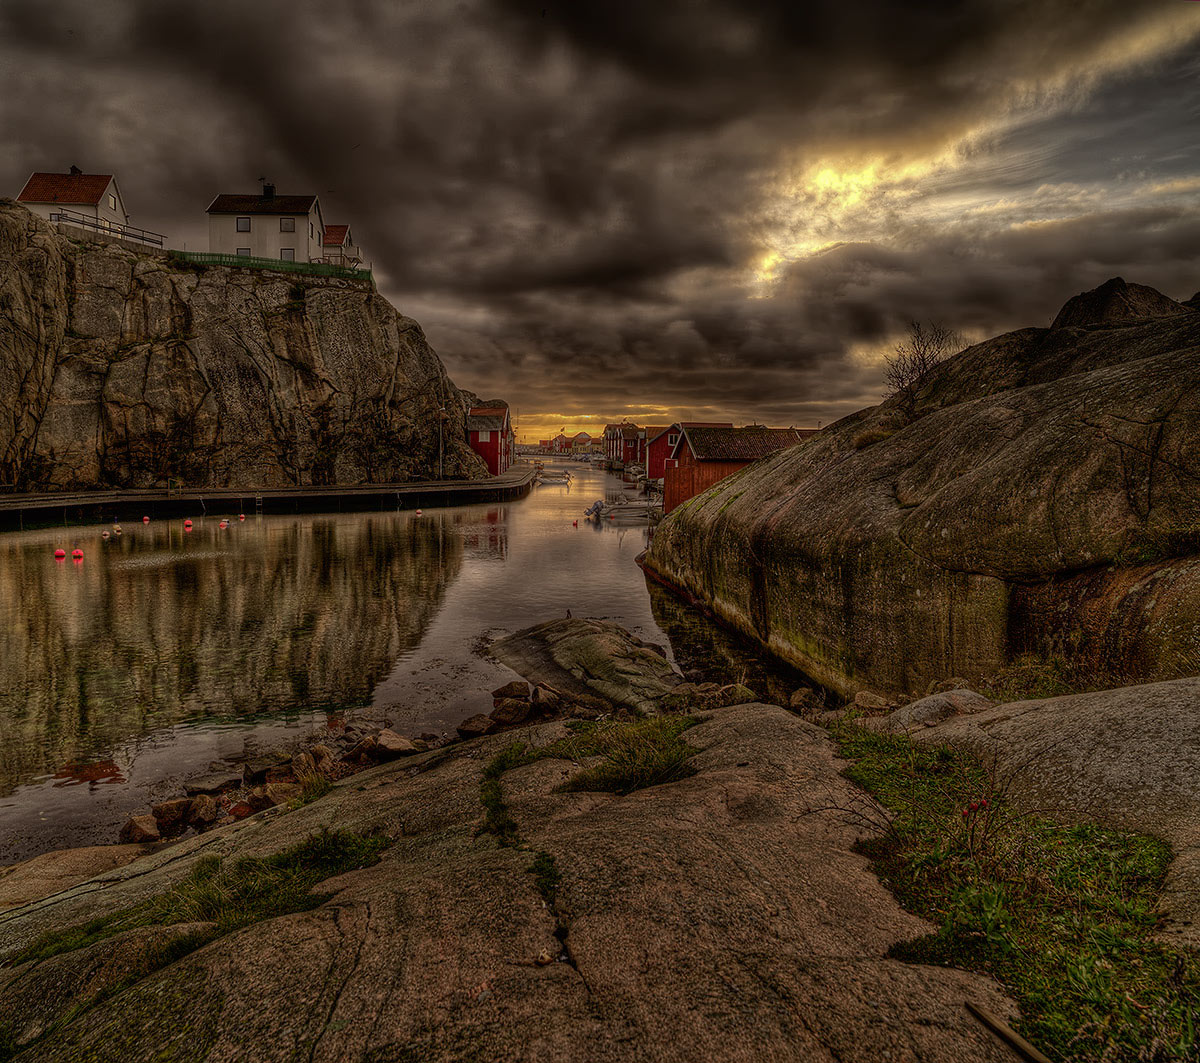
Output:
[
  {"xmin": 262, "ymin": 182, "xmax": 275, "ymax": 199},
  {"xmin": 69, "ymin": 164, "xmax": 82, "ymax": 175}
]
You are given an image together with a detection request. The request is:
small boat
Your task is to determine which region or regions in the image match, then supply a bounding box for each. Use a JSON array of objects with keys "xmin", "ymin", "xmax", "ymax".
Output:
[{"xmin": 537, "ymin": 470, "xmax": 573, "ymax": 484}]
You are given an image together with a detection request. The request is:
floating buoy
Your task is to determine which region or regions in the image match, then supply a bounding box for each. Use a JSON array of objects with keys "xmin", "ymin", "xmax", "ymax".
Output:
[
  {"xmin": 142, "ymin": 515, "xmax": 150, "ymax": 524},
  {"xmin": 219, "ymin": 520, "xmax": 228, "ymax": 529},
  {"xmin": 238, "ymin": 514, "xmax": 245, "ymax": 522},
  {"xmin": 415, "ymin": 509, "xmax": 423, "ymax": 516},
  {"xmin": 71, "ymin": 548, "xmax": 84, "ymax": 560},
  {"xmin": 101, "ymin": 531, "xmax": 110, "ymax": 540},
  {"xmin": 573, "ymin": 520, "xmax": 578, "ymax": 527},
  {"xmin": 54, "ymin": 548, "xmax": 66, "ymax": 560},
  {"xmin": 184, "ymin": 519, "xmax": 193, "ymax": 528},
  {"xmin": 113, "ymin": 524, "xmax": 121, "ymax": 534}
]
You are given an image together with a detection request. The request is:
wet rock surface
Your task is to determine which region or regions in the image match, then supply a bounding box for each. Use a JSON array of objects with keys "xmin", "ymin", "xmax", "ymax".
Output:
[
  {"xmin": 0, "ymin": 704, "xmax": 1020, "ymax": 1062},
  {"xmin": 644, "ymin": 278, "xmax": 1200, "ymax": 697}
]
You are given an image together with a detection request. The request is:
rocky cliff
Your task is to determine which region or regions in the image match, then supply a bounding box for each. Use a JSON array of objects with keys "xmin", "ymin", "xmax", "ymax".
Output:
[
  {"xmin": 0, "ymin": 200, "xmax": 487, "ymax": 489},
  {"xmin": 644, "ymin": 278, "xmax": 1200, "ymax": 697}
]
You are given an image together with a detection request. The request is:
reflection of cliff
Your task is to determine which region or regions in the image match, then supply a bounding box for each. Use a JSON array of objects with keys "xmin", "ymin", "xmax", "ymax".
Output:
[
  {"xmin": 0, "ymin": 200, "xmax": 487, "ymax": 489},
  {"xmin": 0, "ymin": 514, "xmax": 462, "ymax": 795}
]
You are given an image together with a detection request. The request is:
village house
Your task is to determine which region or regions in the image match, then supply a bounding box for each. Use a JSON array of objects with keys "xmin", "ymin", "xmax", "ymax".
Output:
[
  {"xmin": 571, "ymin": 431, "xmax": 592, "ymax": 453},
  {"xmin": 645, "ymin": 422, "xmax": 733, "ymax": 481},
  {"xmin": 16, "ymin": 167, "xmax": 164, "ymax": 247},
  {"xmin": 320, "ymin": 224, "xmax": 363, "ymax": 267},
  {"xmin": 663, "ymin": 425, "xmax": 816, "ymax": 513},
  {"xmin": 206, "ymin": 184, "xmax": 328, "ymax": 262},
  {"xmin": 467, "ymin": 405, "xmax": 513, "ymax": 476},
  {"xmin": 603, "ymin": 423, "xmax": 644, "ymax": 467}
]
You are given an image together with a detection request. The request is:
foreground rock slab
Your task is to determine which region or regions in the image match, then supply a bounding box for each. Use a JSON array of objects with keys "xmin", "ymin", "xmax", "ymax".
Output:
[
  {"xmin": 0, "ymin": 704, "xmax": 1018, "ymax": 1062},
  {"xmin": 882, "ymin": 676, "xmax": 1200, "ymax": 946}
]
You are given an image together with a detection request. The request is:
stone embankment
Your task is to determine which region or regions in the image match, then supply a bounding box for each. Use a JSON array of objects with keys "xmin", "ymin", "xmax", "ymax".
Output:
[
  {"xmin": 644, "ymin": 277, "xmax": 1200, "ymax": 698},
  {"xmin": 0, "ymin": 619, "xmax": 1023, "ymax": 1062},
  {"xmin": 0, "ymin": 199, "xmax": 486, "ymax": 490}
]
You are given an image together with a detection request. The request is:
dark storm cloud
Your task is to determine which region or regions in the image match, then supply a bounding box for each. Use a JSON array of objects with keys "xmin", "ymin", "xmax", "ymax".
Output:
[{"xmin": 1, "ymin": 0, "xmax": 1199, "ymax": 435}]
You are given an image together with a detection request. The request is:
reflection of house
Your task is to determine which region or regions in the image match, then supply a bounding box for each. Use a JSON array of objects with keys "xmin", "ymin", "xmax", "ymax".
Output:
[
  {"xmin": 321, "ymin": 224, "xmax": 363, "ymax": 267},
  {"xmin": 663, "ymin": 425, "xmax": 815, "ymax": 514},
  {"xmin": 206, "ymin": 185, "xmax": 326, "ymax": 261},
  {"xmin": 16, "ymin": 166, "xmax": 164, "ymax": 247},
  {"xmin": 646, "ymin": 422, "xmax": 732, "ymax": 481},
  {"xmin": 467, "ymin": 405, "xmax": 513, "ymax": 475}
]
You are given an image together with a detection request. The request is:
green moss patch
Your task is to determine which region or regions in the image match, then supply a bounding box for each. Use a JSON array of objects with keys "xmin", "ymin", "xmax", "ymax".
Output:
[
  {"xmin": 7, "ymin": 828, "xmax": 389, "ymax": 969},
  {"xmin": 832, "ymin": 720, "xmax": 1199, "ymax": 1062}
]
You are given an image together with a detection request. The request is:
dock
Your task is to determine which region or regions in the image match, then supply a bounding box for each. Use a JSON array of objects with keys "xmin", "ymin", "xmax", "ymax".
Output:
[{"xmin": 0, "ymin": 466, "xmax": 537, "ymax": 530}]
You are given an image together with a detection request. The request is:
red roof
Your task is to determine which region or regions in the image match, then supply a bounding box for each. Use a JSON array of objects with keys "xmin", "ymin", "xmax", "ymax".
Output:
[
  {"xmin": 675, "ymin": 426, "xmax": 808, "ymax": 462},
  {"xmin": 469, "ymin": 406, "xmax": 509, "ymax": 418},
  {"xmin": 17, "ymin": 171, "xmax": 113, "ymax": 205},
  {"xmin": 323, "ymin": 224, "xmax": 349, "ymax": 247}
]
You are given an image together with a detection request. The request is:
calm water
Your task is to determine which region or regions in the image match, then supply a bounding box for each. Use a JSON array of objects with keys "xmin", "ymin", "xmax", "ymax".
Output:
[{"xmin": 0, "ymin": 462, "xmax": 806, "ymax": 864}]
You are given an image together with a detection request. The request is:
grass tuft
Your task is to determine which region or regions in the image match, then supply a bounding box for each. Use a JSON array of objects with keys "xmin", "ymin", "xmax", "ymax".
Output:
[
  {"xmin": 528, "ymin": 851, "xmax": 562, "ymax": 906},
  {"xmin": 831, "ymin": 719, "xmax": 1199, "ymax": 1062},
  {"xmin": 549, "ymin": 716, "xmax": 699, "ymax": 795},
  {"xmin": 296, "ymin": 773, "xmax": 333, "ymax": 805}
]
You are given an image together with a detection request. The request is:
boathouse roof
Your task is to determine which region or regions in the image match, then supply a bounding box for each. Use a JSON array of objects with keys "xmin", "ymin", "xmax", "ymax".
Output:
[
  {"xmin": 674, "ymin": 425, "xmax": 811, "ymax": 463},
  {"xmin": 467, "ymin": 406, "xmax": 509, "ymax": 432}
]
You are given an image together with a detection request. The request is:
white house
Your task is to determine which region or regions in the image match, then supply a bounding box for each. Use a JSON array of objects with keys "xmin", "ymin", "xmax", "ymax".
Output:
[
  {"xmin": 17, "ymin": 167, "xmax": 131, "ymax": 232},
  {"xmin": 206, "ymin": 185, "xmax": 327, "ymax": 261}
]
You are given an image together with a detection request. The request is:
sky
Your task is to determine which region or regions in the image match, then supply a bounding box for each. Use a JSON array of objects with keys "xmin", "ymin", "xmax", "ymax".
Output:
[{"xmin": 2, "ymin": 1, "xmax": 1199, "ymax": 443}]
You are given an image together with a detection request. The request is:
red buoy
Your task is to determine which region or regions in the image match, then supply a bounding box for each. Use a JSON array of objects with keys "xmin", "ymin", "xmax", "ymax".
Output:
[
  {"xmin": 238, "ymin": 514, "xmax": 245, "ymax": 522},
  {"xmin": 416, "ymin": 509, "xmax": 423, "ymax": 516},
  {"xmin": 573, "ymin": 520, "xmax": 578, "ymax": 527},
  {"xmin": 142, "ymin": 515, "xmax": 150, "ymax": 524},
  {"xmin": 219, "ymin": 520, "xmax": 228, "ymax": 529},
  {"xmin": 54, "ymin": 548, "xmax": 66, "ymax": 560},
  {"xmin": 71, "ymin": 548, "xmax": 84, "ymax": 560},
  {"xmin": 184, "ymin": 519, "xmax": 193, "ymax": 528}
]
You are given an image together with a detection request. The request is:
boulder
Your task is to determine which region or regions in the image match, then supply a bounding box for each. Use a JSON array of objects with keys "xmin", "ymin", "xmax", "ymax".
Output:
[
  {"xmin": 491, "ymin": 618, "xmax": 683, "ymax": 715},
  {"xmin": 291, "ymin": 751, "xmax": 318, "ymax": 778},
  {"xmin": 186, "ymin": 795, "xmax": 221, "ymax": 830},
  {"xmin": 228, "ymin": 802, "xmax": 255, "ymax": 820},
  {"xmin": 853, "ymin": 691, "xmax": 892, "ymax": 714},
  {"xmin": 150, "ymin": 797, "xmax": 194, "ymax": 836},
  {"xmin": 643, "ymin": 280, "xmax": 1200, "ymax": 698},
  {"xmin": 118, "ymin": 815, "xmax": 160, "ymax": 844},
  {"xmin": 530, "ymin": 685, "xmax": 563, "ymax": 715},
  {"xmin": 248, "ymin": 783, "xmax": 300, "ymax": 812},
  {"xmin": 491, "ymin": 680, "xmax": 530, "ymax": 701},
  {"xmin": 489, "ymin": 698, "xmax": 531, "ymax": 727},
  {"xmin": 244, "ymin": 753, "xmax": 291, "ymax": 785},
  {"xmin": 714, "ymin": 683, "xmax": 757, "ymax": 707},
  {"xmin": 375, "ymin": 730, "xmax": 420, "ymax": 758},
  {"xmin": 869, "ymin": 689, "xmax": 994, "ymax": 734},
  {"xmin": 184, "ymin": 772, "xmax": 243, "ymax": 797},
  {"xmin": 456, "ymin": 714, "xmax": 496, "ymax": 739},
  {"xmin": 925, "ymin": 677, "xmax": 972, "ymax": 697},
  {"xmin": 346, "ymin": 736, "xmax": 378, "ymax": 763}
]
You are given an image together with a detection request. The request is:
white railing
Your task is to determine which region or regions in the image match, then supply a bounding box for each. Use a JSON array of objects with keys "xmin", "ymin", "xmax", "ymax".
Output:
[{"xmin": 48, "ymin": 208, "xmax": 166, "ymax": 248}]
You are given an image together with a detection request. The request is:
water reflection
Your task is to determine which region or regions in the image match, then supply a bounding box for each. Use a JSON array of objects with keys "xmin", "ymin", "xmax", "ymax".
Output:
[{"xmin": 0, "ymin": 513, "xmax": 462, "ymax": 802}]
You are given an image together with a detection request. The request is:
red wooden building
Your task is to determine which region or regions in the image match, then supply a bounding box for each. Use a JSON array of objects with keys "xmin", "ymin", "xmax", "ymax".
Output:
[
  {"xmin": 645, "ymin": 422, "xmax": 732, "ymax": 481},
  {"xmin": 467, "ymin": 405, "xmax": 513, "ymax": 476},
  {"xmin": 663, "ymin": 425, "xmax": 815, "ymax": 513}
]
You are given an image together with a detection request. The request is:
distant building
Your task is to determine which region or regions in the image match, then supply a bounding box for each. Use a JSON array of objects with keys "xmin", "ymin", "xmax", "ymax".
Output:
[
  {"xmin": 571, "ymin": 431, "xmax": 592, "ymax": 453},
  {"xmin": 663, "ymin": 425, "xmax": 815, "ymax": 514},
  {"xmin": 15, "ymin": 166, "xmax": 163, "ymax": 247},
  {"xmin": 320, "ymin": 224, "xmax": 363, "ymax": 267},
  {"xmin": 467, "ymin": 405, "xmax": 513, "ymax": 476},
  {"xmin": 206, "ymin": 184, "xmax": 327, "ymax": 261}
]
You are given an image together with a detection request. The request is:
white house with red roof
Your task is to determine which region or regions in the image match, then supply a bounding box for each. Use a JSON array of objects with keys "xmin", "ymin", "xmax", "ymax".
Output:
[
  {"xmin": 206, "ymin": 184, "xmax": 327, "ymax": 262},
  {"xmin": 16, "ymin": 166, "xmax": 142, "ymax": 237},
  {"xmin": 321, "ymin": 224, "xmax": 363, "ymax": 267}
]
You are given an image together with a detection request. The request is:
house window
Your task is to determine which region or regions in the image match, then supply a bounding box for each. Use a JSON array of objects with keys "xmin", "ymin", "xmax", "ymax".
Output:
[
  {"xmin": 236, "ymin": 217, "xmax": 251, "ymax": 232},
  {"xmin": 668, "ymin": 433, "xmax": 678, "ymax": 446},
  {"xmin": 280, "ymin": 217, "xmax": 295, "ymax": 232},
  {"xmin": 478, "ymin": 430, "xmax": 491, "ymax": 442},
  {"xmin": 108, "ymin": 193, "xmax": 117, "ymax": 211},
  {"xmin": 309, "ymin": 222, "xmax": 314, "ymax": 238},
  {"xmin": 236, "ymin": 247, "xmax": 251, "ymax": 256},
  {"xmin": 280, "ymin": 248, "xmax": 295, "ymax": 261}
]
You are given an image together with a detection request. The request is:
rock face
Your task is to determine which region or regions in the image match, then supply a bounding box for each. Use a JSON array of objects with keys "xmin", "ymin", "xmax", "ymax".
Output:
[
  {"xmin": 879, "ymin": 677, "xmax": 1200, "ymax": 946},
  {"xmin": 644, "ymin": 278, "xmax": 1200, "ymax": 697},
  {"xmin": 0, "ymin": 200, "xmax": 487, "ymax": 489},
  {"xmin": 0, "ymin": 704, "xmax": 1019, "ymax": 1061}
]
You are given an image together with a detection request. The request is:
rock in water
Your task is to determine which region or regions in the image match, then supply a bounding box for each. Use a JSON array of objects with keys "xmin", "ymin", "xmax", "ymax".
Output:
[
  {"xmin": 456, "ymin": 714, "xmax": 496, "ymax": 739},
  {"xmin": 491, "ymin": 617, "xmax": 682, "ymax": 715},
  {"xmin": 644, "ymin": 279, "xmax": 1200, "ymax": 697},
  {"xmin": 118, "ymin": 815, "xmax": 160, "ymax": 844},
  {"xmin": 0, "ymin": 200, "xmax": 487, "ymax": 489},
  {"xmin": 375, "ymin": 729, "xmax": 420, "ymax": 758}
]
